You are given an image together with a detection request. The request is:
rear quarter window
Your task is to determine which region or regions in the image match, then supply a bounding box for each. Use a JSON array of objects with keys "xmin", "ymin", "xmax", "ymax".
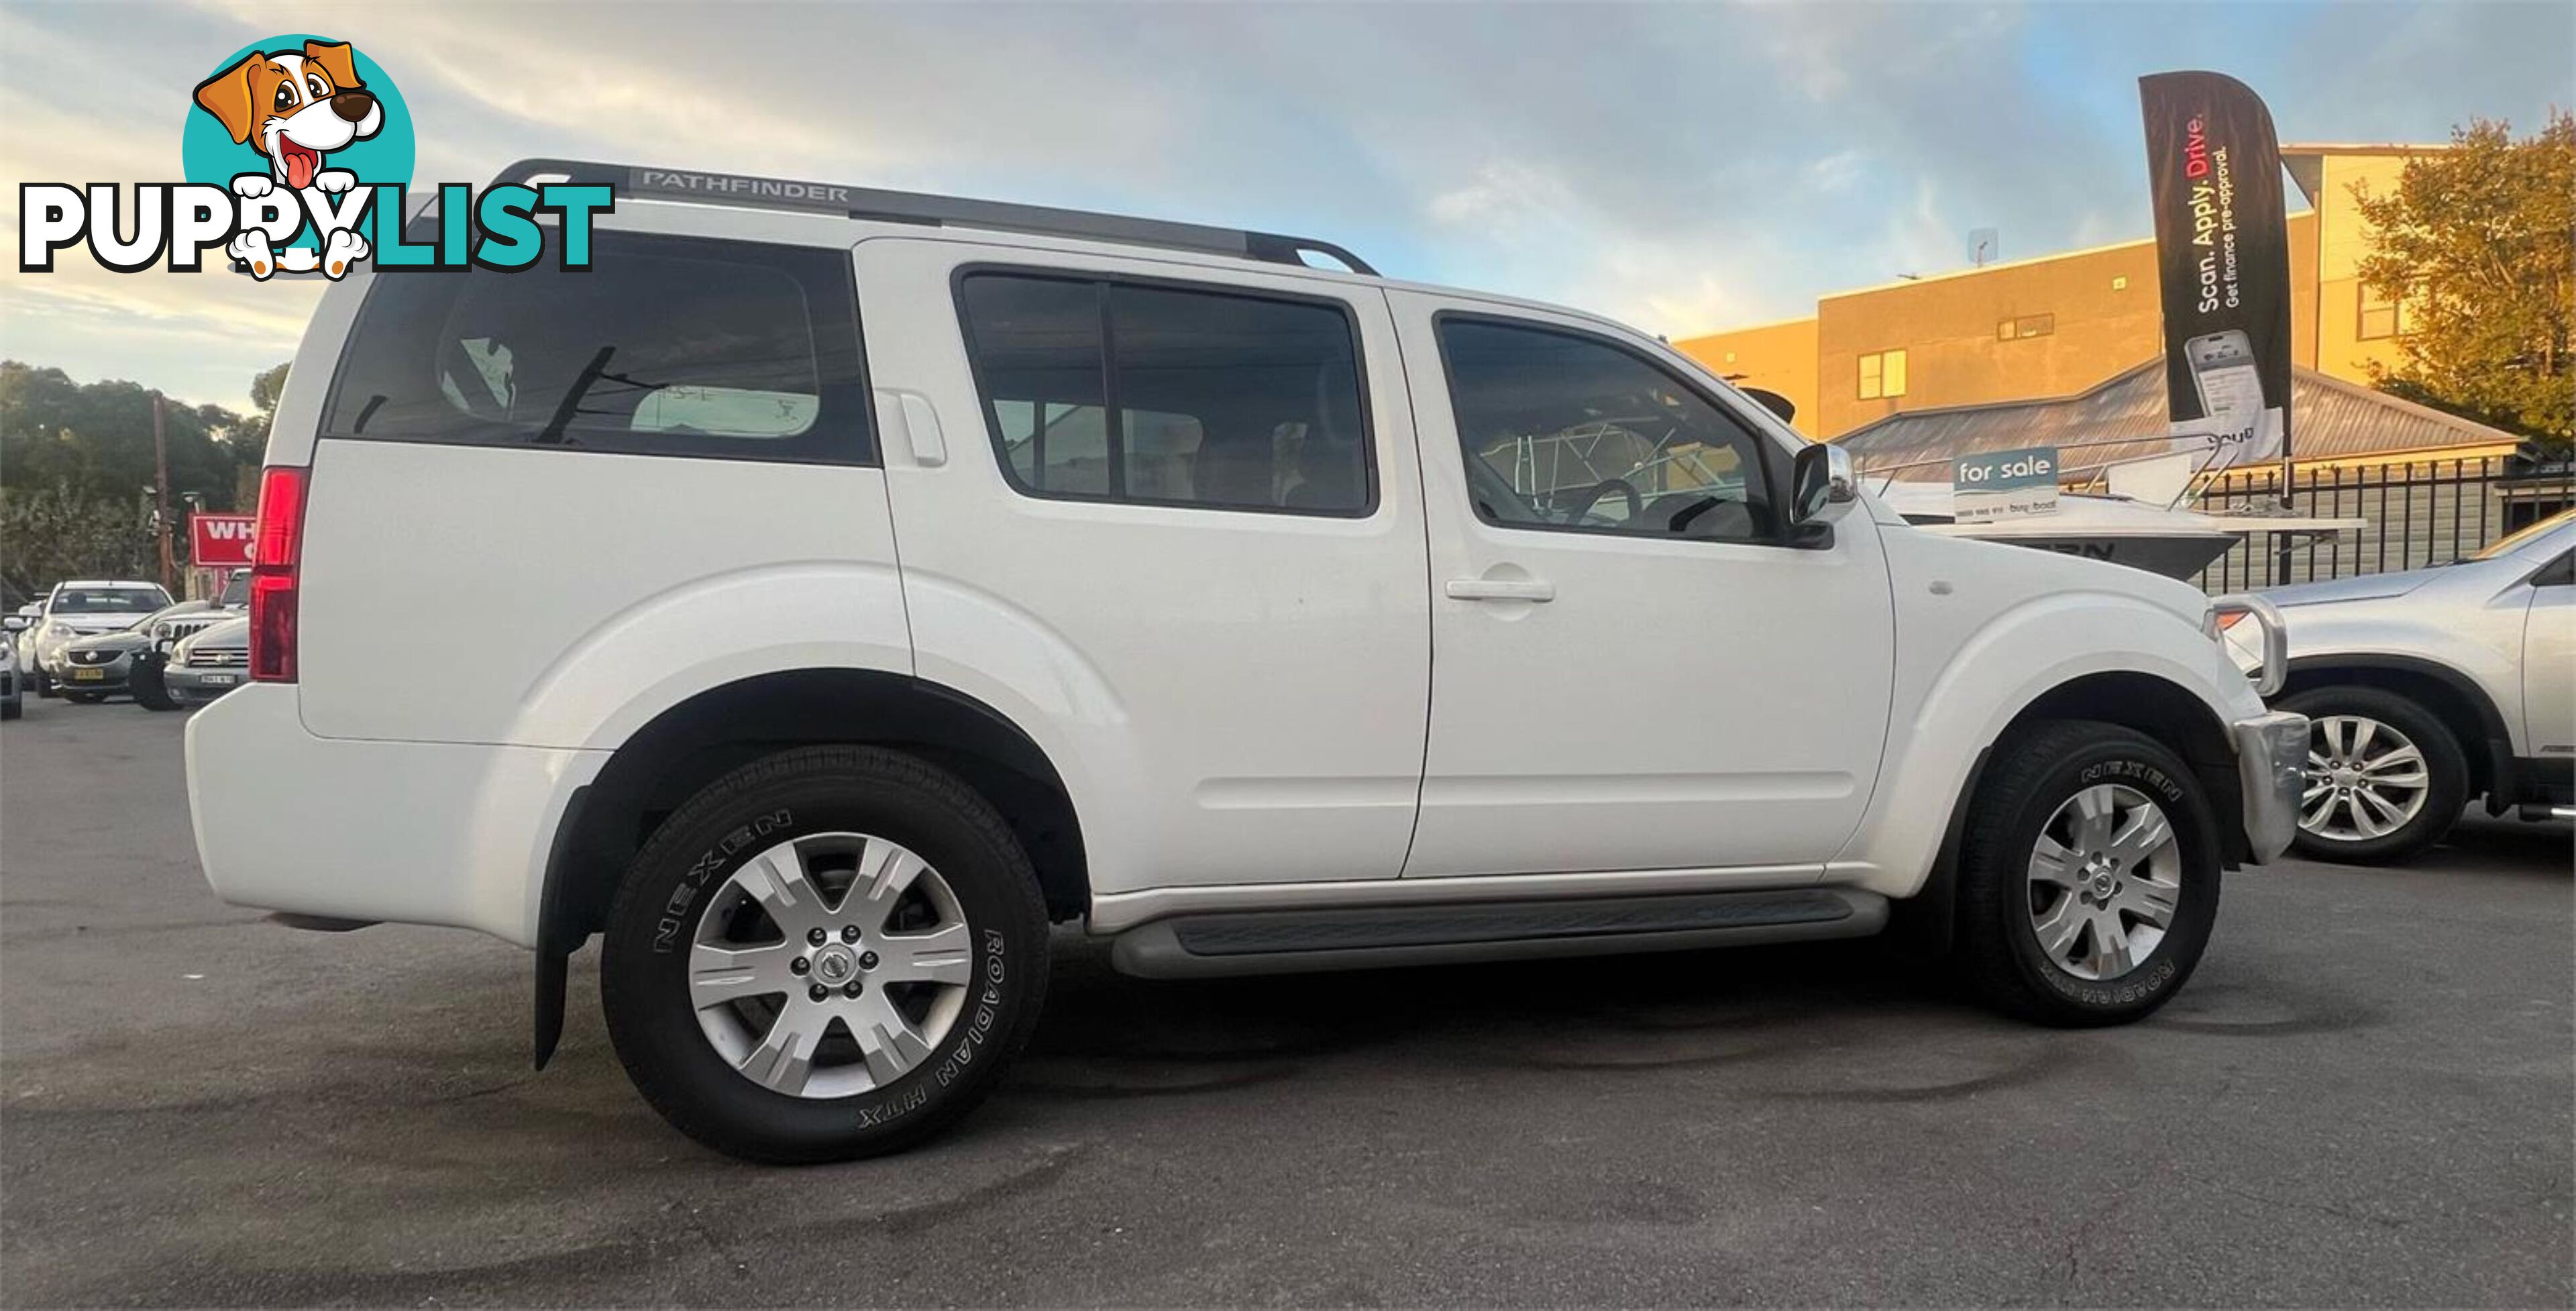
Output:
[{"xmin": 322, "ymin": 231, "xmax": 873, "ymax": 464}]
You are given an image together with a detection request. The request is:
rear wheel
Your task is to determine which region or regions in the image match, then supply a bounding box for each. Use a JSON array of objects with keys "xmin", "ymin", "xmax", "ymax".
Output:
[
  {"xmin": 602, "ymin": 745, "xmax": 1051, "ymax": 1163},
  {"xmin": 1957, "ymin": 720, "xmax": 2221, "ymax": 1026},
  {"xmin": 2275, "ymin": 686, "xmax": 2464, "ymax": 864}
]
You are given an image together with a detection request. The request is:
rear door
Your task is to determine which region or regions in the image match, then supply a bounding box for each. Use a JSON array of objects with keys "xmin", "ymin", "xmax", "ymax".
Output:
[{"xmin": 855, "ymin": 238, "xmax": 1430, "ymax": 892}]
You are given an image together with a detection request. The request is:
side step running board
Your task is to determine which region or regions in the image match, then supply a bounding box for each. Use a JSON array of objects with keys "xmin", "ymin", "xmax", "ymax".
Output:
[{"xmin": 1108, "ymin": 888, "xmax": 1888, "ymax": 979}]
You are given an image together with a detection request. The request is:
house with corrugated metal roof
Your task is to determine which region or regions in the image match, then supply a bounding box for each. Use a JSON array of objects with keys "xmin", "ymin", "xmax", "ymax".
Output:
[
  {"xmin": 1833, "ymin": 358, "xmax": 2522, "ymax": 483},
  {"xmin": 1835, "ymin": 359, "xmax": 2571, "ymax": 590}
]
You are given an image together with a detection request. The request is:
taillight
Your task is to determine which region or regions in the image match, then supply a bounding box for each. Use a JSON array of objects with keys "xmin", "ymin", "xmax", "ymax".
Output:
[{"xmin": 249, "ymin": 466, "xmax": 307, "ymax": 683}]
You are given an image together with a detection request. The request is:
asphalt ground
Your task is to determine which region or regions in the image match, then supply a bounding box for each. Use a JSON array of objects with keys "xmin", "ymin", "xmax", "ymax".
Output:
[{"xmin": 3, "ymin": 694, "xmax": 2570, "ymax": 1306}]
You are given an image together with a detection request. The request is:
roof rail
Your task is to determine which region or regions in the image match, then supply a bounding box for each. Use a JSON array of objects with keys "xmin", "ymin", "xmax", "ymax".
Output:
[{"xmin": 490, "ymin": 158, "xmax": 1379, "ymax": 277}]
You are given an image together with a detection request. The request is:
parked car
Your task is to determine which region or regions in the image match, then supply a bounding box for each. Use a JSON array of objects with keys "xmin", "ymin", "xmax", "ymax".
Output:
[
  {"xmin": 28, "ymin": 580, "xmax": 171, "ymax": 695},
  {"xmin": 134, "ymin": 571, "xmax": 250, "ymax": 711},
  {"xmin": 9, "ymin": 605, "xmax": 40, "ymax": 695},
  {"xmin": 187, "ymin": 160, "xmax": 2304, "ymax": 1163},
  {"xmin": 2237, "ymin": 508, "xmax": 2573, "ymax": 861},
  {"xmin": 162, "ymin": 617, "xmax": 250, "ymax": 706},
  {"xmin": 0, "ymin": 635, "xmax": 21, "ymax": 720},
  {"xmin": 52, "ymin": 601, "xmax": 213, "ymax": 703}
]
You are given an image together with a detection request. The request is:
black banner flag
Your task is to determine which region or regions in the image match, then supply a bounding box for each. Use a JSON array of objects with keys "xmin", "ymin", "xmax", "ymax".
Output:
[{"xmin": 2140, "ymin": 71, "xmax": 2292, "ymax": 471}]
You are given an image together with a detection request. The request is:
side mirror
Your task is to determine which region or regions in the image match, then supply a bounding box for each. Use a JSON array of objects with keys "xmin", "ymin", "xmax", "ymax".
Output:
[
  {"xmin": 1786, "ymin": 444, "xmax": 1855, "ymax": 549},
  {"xmin": 1791, "ymin": 443, "xmax": 1856, "ymax": 517},
  {"xmin": 2, "ymin": 616, "xmax": 25, "ymax": 633}
]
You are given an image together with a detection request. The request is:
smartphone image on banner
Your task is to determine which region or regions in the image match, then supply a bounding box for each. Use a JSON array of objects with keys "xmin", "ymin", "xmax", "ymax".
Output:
[{"xmin": 2186, "ymin": 329, "xmax": 2264, "ymax": 450}]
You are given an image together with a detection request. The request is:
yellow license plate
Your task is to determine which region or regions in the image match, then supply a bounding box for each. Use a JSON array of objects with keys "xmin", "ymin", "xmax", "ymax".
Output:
[{"xmin": 70, "ymin": 668, "xmax": 104, "ymax": 681}]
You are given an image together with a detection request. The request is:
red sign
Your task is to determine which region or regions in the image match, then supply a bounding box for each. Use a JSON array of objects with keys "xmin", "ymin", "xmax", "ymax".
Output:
[{"xmin": 190, "ymin": 513, "xmax": 257, "ymax": 568}]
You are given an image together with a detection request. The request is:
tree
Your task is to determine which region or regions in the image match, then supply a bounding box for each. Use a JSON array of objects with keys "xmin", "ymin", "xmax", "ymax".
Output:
[
  {"xmin": 0, "ymin": 362, "xmax": 264, "ymax": 600},
  {"xmin": 248, "ymin": 362, "xmax": 290, "ymax": 445},
  {"xmin": 2351, "ymin": 113, "xmax": 2575, "ymax": 449},
  {"xmin": 0, "ymin": 483, "xmax": 153, "ymax": 603},
  {"xmin": 0, "ymin": 362, "xmax": 257, "ymax": 508}
]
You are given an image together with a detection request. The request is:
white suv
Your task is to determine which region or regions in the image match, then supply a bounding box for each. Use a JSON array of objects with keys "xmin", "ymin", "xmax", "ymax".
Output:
[{"xmin": 187, "ymin": 160, "xmax": 2304, "ymax": 1163}]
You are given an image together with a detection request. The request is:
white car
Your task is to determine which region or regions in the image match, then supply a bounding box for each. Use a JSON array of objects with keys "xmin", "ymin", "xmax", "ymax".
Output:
[
  {"xmin": 2245, "ymin": 509, "xmax": 2573, "ymax": 861},
  {"xmin": 0, "ymin": 633, "xmax": 21, "ymax": 720},
  {"xmin": 186, "ymin": 160, "xmax": 2304, "ymax": 1163},
  {"xmin": 28, "ymin": 580, "xmax": 172, "ymax": 695}
]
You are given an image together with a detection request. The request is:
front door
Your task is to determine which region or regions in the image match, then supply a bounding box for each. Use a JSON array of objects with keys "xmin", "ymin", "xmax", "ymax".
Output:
[
  {"xmin": 1391, "ymin": 292, "xmax": 1896, "ymax": 879},
  {"xmin": 2524, "ymin": 549, "xmax": 2573, "ymax": 759}
]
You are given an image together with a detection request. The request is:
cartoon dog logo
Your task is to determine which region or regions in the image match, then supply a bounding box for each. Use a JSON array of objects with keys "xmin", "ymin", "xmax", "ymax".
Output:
[{"xmin": 191, "ymin": 40, "xmax": 381, "ymax": 278}]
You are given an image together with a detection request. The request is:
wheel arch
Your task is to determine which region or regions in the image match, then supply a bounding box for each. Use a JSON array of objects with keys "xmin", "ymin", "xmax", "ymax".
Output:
[
  {"xmin": 550, "ymin": 669, "xmax": 1090, "ymax": 939},
  {"xmin": 2278, "ymin": 654, "xmax": 2508, "ymax": 800},
  {"xmin": 1894, "ymin": 669, "xmax": 2247, "ymax": 955}
]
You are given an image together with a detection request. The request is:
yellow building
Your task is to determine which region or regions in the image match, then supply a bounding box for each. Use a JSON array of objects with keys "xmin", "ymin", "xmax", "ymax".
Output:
[{"xmin": 1676, "ymin": 145, "xmax": 2424, "ymax": 439}]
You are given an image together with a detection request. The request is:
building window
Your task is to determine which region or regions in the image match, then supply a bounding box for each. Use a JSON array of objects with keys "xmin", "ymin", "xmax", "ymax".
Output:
[
  {"xmin": 2359, "ymin": 284, "xmax": 2403, "ymax": 341},
  {"xmin": 2111, "ymin": 275, "xmax": 2129, "ymax": 291},
  {"xmin": 1996, "ymin": 314, "xmax": 2055, "ymax": 342},
  {"xmin": 1858, "ymin": 348, "xmax": 1907, "ymax": 401}
]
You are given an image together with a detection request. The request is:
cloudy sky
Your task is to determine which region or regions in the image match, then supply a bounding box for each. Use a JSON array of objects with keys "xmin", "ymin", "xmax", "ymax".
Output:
[{"xmin": 3, "ymin": 0, "xmax": 2569, "ymax": 411}]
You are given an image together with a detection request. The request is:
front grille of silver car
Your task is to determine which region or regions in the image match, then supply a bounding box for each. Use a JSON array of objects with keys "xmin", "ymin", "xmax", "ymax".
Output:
[
  {"xmin": 185, "ymin": 648, "xmax": 249, "ymax": 668},
  {"xmin": 68, "ymin": 649, "xmax": 119, "ymax": 666},
  {"xmin": 158, "ymin": 617, "xmax": 222, "ymax": 643}
]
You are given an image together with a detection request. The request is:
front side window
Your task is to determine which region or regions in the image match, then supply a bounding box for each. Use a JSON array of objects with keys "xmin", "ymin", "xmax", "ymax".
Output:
[
  {"xmin": 1436, "ymin": 317, "xmax": 1776, "ymax": 542},
  {"xmin": 323, "ymin": 231, "xmax": 872, "ymax": 463},
  {"xmin": 957, "ymin": 272, "xmax": 1372, "ymax": 515}
]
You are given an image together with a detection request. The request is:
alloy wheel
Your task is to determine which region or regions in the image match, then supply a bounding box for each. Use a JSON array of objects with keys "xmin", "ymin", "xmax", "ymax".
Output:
[
  {"xmin": 2300, "ymin": 715, "xmax": 2430, "ymax": 843},
  {"xmin": 2026, "ymin": 783, "xmax": 2183, "ymax": 981},
  {"xmin": 688, "ymin": 832, "xmax": 975, "ymax": 1099}
]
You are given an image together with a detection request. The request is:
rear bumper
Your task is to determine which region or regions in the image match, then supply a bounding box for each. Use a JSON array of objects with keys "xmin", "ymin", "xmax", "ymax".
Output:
[
  {"xmin": 184, "ymin": 683, "xmax": 606, "ymax": 947},
  {"xmin": 2234, "ymin": 710, "xmax": 2309, "ymax": 863}
]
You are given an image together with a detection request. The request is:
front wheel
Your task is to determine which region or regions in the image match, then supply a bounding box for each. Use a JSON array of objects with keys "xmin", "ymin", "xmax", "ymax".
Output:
[
  {"xmin": 1955, "ymin": 720, "xmax": 2222, "ymax": 1026},
  {"xmin": 2275, "ymin": 686, "xmax": 2464, "ymax": 864},
  {"xmin": 601, "ymin": 745, "xmax": 1051, "ymax": 1164}
]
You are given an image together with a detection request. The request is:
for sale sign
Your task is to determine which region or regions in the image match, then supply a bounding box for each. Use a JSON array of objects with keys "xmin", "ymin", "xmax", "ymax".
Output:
[
  {"xmin": 190, "ymin": 513, "xmax": 256, "ymax": 567},
  {"xmin": 1953, "ymin": 447, "xmax": 2061, "ymax": 523}
]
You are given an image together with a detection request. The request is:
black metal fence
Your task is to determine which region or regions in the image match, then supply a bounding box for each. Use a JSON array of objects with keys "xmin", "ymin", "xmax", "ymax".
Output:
[{"xmin": 2190, "ymin": 452, "xmax": 2576, "ymax": 593}]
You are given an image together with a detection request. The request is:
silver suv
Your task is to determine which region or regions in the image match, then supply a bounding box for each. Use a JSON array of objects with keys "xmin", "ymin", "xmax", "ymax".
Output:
[{"xmin": 2255, "ymin": 509, "xmax": 2573, "ymax": 861}]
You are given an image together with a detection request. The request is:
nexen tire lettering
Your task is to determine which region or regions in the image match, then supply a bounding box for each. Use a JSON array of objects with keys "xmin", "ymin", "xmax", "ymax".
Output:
[{"xmin": 650, "ymin": 808, "xmax": 792, "ymax": 953}]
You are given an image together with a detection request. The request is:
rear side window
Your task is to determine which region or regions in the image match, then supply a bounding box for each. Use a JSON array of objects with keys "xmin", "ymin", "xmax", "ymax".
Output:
[
  {"xmin": 956, "ymin": 272, "xmax": 1373, "ymax": 515},
  {"xmin": 323, "ymin": 231, "xmax": 872, "ymax": 463}
]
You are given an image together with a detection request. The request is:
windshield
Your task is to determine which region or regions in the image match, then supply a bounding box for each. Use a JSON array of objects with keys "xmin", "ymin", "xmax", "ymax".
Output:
[
  {"xmin": 2470, "ymin": 509, "xmax": 2576, "ymax": 562},
  {"xmin": 50, "ymin": 586, "xmax": 170, "ymax": 615},
  {"xmin": 218, "ymin": 571, "xmax": 250, "ymax": 607}
]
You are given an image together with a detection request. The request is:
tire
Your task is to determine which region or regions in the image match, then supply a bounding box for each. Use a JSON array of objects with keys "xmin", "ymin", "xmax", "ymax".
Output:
[
  {"xmin": 1, "ymin": 698, "xmax": 19, "ymax": 721},
  {"xmin": 132, "ymin": 661, "xmax": 180, "ymax": 711},
  {"xmin": 602, "ymin": 745, "xmax": 1051, "ymax": 1164},
  {"xmin": 32, "ymin": 668, "xmax": 54, "ymax": 698},
  {"xmin": 1956, "ymin": 719, "xmax": 2222, "ymax": 1027},
  {"xmin": 2275, "ymin": 686, "xmax": 2465, "ymax": 864}
]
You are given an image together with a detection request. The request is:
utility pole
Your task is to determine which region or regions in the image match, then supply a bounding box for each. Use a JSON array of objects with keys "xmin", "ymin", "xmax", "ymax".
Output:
[{"xmin": 152, "ymin": 392, "xmax": 174, "ymax": 594}]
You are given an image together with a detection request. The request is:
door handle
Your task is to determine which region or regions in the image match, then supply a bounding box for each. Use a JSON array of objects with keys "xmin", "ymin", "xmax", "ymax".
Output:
[{"xmin": 1445, "ymin": 578, "xmax": 1555, "ymax": 603}]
